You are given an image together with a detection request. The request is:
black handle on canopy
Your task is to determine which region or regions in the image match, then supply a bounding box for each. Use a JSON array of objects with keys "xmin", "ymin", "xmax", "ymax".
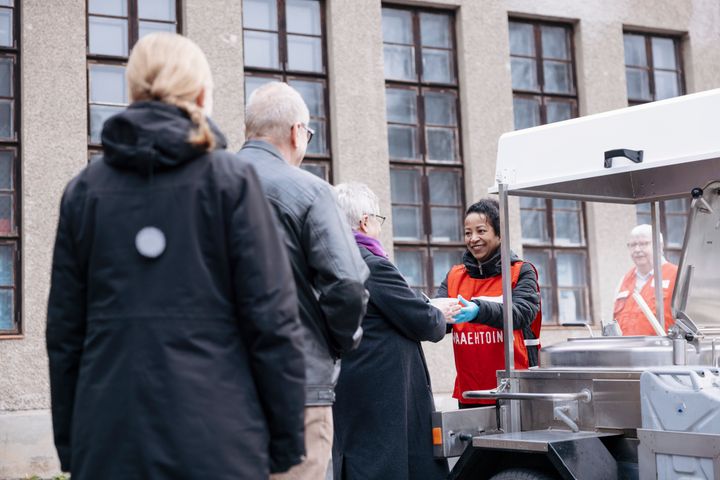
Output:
[{"xmin": 604, "ymin": 148, "xmax": 643, "ymax": 168}]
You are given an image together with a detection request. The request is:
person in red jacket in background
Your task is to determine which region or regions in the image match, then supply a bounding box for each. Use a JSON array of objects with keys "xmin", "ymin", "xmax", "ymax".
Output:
[
  {"xmin": 437, "ymin": 199, "xmax": 542, "ymax": 408},
  {"xmin": 613, "ymin": 224, "xmax": 678, "ymax": 336}
]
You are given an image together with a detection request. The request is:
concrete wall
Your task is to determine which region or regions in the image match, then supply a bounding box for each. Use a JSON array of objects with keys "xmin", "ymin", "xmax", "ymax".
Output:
[{"xmin": 2, "ymin": 0, "xmax": 720, "ymax": 477}]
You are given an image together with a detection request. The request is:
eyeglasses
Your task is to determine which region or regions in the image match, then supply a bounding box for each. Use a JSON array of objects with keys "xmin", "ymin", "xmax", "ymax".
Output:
[
  {"xmin": 368, "ymin": 213, "xmax": 386, "ymax": 226},
  {"xmin": 293, "ymin": 123, "xmax": 314, "ymax": 144},
  {"xmin": 627, "ymin": 241, "xmax": 652, "ymax": 249}
]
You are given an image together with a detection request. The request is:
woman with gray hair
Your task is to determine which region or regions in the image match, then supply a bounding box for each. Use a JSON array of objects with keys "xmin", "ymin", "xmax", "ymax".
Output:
[{"xmin": 332, "ymin": 182, "xmax": 449, "ymax": 480}]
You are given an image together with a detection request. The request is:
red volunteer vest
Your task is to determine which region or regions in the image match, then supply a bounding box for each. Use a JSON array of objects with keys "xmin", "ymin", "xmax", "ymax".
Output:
[
  {"xmin": 447, "ymin": 262, "xmax": 542, "ymax": 405},
  {"xmin": 613, "ymin": 262, "xmax": 678, "ymax": 336}
]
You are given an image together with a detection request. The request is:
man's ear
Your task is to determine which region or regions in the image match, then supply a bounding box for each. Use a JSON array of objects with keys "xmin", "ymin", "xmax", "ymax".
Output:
[
  {"xmin": 358, "ymin": 214, "xmax": 369, "ymax": 233},
  {"xmin": 289, "ymin": 123, "xmax": 300, "ymax": 150},
  {"xmin": 196, "ymin": 87, "xmax": 205, "ymax": 108}
]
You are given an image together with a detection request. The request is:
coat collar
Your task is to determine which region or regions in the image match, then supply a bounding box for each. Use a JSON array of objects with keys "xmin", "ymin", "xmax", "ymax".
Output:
[{"xmin": 242, "ymin": 140, "xmax": 289, "ymax": 165}]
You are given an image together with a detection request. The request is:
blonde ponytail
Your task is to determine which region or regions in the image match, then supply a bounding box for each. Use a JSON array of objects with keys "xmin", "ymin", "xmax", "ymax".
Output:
[{"xmin": 127, "ymin": 33, "xmax": 216, "ymax": 151}]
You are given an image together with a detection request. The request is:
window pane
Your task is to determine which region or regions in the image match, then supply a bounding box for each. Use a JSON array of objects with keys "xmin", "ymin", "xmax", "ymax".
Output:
[
  {"xmin": 431, "ymin": 207, "xmax": 462, "ymax": 242},
  {"xmin": 558, "ymin": 289, "xmax": 586, "ymax": 323},
  {"xmin": 390, "ymin": 168, "xmax": 421, "ymax": 203},
  {"xmin": 546, "ymin": 100, "xmax": 573, "ymax": 123},
  {"xmin": 509, "ymin": 22, "xmax": 534, "ymax": 56},
  {"xmin": 306, "ymin": 118, "xmax": 327, "ymax": 155},
  {"xmin": 382, "ymin": 8, "xmax": 413, "ymax": 44},
  {"xmin": 289, "ymin": 79, "xmax": 325, "ymax": 117},
  {"xmin": 300, "ymin": 162, "xmax": 327, "ymax": 181},
  {"xmin": 666, "ymin": 250, "xmax": 681, "ymax": 264},
  {"xmin": 554, "ymin": 211, "xmax": 582, "ymax": 245},
  {"xmin": 0, "ymin": 1, "xmax": 10, "ymax": 6},
  {"xmin": 286, "ymin": 0, "xmax": 321, "ymax": 35},
  {"xmin": 138, "ymin": 0, "xmax": 175, "ymax": 21},
  {"xmin": 387, "ymin": 125, "xmax": 418, "ymax": 159},
  {"xmin": 384, "ymin": 45, "xmax": 416, "ymax": 81},
  {"xmin": 543, "ymin": 61, "xmax": 572, "ymax": 94},
  {"xmin": 664, "ymin": 198, "xmax": 688, "ymax": 213},
  {"xmin": 89, "ymin": 16, "xmax": 128, "ymax": 56},
  {"xmin": 90, "ymin": 64, "xmax": 127, "ymax": 104},
  {"xmin": 386, "ymin": 88, "xmax": 417, "ymax": 124},
  {"xmin": 287, "ymin": 35, "xmax": 323, "ymax": 72},
  {"xmin": 651, "ymin": 37, "xmax": 677, "ymax": 69},
  {"xmin": 424, "ymin": 91, "xmax": 456, "ymax": 126},
  {"xmin": 392, "ymin": 206, "xmax": 423, "ymax": 240},
  {"xmin": 89, "ymin": 0, "xmax": 127, "ymax": 16},
  {"xmin": 428, "ymin": 169, "xmax": 461, "ymax": 205},
  {"xmin": 541, "ymin": 26, "xmax": 569, "ymax": 60},
  {"xmin": 624, "ymin": 34, "xmax": 647, "ymax": 67},
  {"xmin": 0, "ymin": 194, "xmax": 11, "ymax": 233},
  {"xmin": 244, "ymin": 75, "xmax": 277, "ymax": 103},
  {"xmin": 432, "ymin": 249, "xmax": 463, "ymax": 287},
  {"xmin": 513, "ymin": 96, "xmax": 540, "ymax": 130},
  {"xmin": 556, "ymin": 252, "xmax": 586, "ymax": 286},
  {"xmin": 654, "ymin": 70, "xmax": 679, "ymax": 100},
  {"xmin": 523, "ymin": 249, "xmax": 554, "ymax": 323},
  {"xmin": 626, "ymin": 68, "xmax": 651, "ymax": 101},
  {"xmin": 0, "ymin": 151, "xmax": 12, "ymax": 189},
  {"xmin": 0, "ymin": 289, "xmax": 13, "ymax": 329},
  {"xmin": 420, "ymin": 13, "xmax": 451, "ymax": 48},
  {"xmin": 0, "ymin": 57, "xmax": 12, "ymax": 97},
  {"xmin": 426, "ymin": 127, "xmax": 456, "ymax": 162},
  {"xmin": 636, "ymin": 212, "xmax": 651, "ymax": 225},
  {"xmin": 395, "ymin": 249, "xmax": 425, "ymax": 289},
  {"xmin": 422, "ymin": 49, "xmax": 455, "ymax": 84},
  {"xmin": 139, "ymin": 21, "xmax": 175, "ymax": 39},
  {"xmin": 511, "ymin": 57, "xmax": 538, "ymax": 91},
  {"xmin": 666, "ymin": 215, "xmax": 687, "ymax": 248},
  {"xmin": 520, "ymin": 210, "xmax": 549, "ymax": 243},
  {"xmin": 0, "ymin": 9, "xmax": 10, "ymax": 48},
  {"xmin": 243, "ymin": 0, "xmax": 278, "ymax": 30},
  {"xmin": 243, "ymin": 31, "xmax": 280, "ymax": 69},
  {"xmin": 0, "ymin": 99, "xmax": 12, "ymax": 138},
  {"xmin": 553, "ymin": 200, "xmax": 579, "ymax": 209},
  {"xmin": 90, "ymin": 105, "xmax": 124, "ymax": 144}
]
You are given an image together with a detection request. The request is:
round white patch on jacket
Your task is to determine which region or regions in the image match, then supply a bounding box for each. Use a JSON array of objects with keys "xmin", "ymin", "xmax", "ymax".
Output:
[{"xmin": 135, "ymin": 226, "xmax": 166, "ymax": 259}]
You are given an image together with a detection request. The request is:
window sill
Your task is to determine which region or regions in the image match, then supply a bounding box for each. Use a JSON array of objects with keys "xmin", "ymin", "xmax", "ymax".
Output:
[{"xmin": 0, "ymin": 334, "xmax": 23, "ymax": 340}]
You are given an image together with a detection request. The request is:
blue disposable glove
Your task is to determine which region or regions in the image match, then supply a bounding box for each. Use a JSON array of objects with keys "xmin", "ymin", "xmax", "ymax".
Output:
[{"xmin": 452, "ymin": 295, "xmax": 479, "ymax": 323}]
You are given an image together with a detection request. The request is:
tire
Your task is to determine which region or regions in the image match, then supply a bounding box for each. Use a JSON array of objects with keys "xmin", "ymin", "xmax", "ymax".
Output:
[{"xmin": 489, "ymin": 467, "xmax": 558, "ymax": 480}]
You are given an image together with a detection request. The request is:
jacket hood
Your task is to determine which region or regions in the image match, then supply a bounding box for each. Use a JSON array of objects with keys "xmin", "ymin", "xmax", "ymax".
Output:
[
  {"xmin": 463, "ymin": 248, "xmax": 521, "ymax": 279},
  {"xmin": 101, "ymin": 101, "xmax": 227, "ymax": 174}
]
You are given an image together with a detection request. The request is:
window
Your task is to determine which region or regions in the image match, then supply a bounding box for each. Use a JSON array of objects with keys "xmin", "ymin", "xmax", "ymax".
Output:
[
  {"xmin": 636, "ymin": 199, "xmax": 689, "ymax": 264},
  {"xmin": 0, "ymin": 0, "xmax": 19, "ymax": 336},
  {"xmin": 87, "ymin": 0, "xmax": 182, "ymax": 156},
  {"xmin": 242, "ymin": 0, "xmax": 331, "ymax": 181},
  {"xmin": 509, "ymin": 19, "xmax": 590, "ymax": 325},
  {"xmin": 624, "ymin": 32, "xmax": 684, "ymax": 105},
  {"xmin": 383, "ymin": 6, "xmax": 464, "ymax": 295}
]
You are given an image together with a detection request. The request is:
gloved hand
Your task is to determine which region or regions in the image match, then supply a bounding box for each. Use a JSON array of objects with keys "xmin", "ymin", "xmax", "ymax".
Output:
[{"xmin": 452, "ymin": 295, "xmax": 479, "ymax": 323}]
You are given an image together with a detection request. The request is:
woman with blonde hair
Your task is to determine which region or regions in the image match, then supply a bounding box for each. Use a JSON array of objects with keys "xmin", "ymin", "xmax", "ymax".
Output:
[{"xmin": 46, "ymin": 33, "xmax": 306, "ymax": 479}]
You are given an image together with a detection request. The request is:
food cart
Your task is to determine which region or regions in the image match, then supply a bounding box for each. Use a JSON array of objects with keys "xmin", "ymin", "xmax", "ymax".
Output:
[{"xmin": 432, "ymin": 89, "xmax": 720, "ymax": 480}]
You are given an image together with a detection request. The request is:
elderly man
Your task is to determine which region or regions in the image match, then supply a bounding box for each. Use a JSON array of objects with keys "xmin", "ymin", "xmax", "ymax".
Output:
[
  {"xmin": 239, "ymin": 82, "xmax": 369, "ymax": 480},
  {"xmin": 613, "ymin": 224, "xmax": 678, "ymax": 335}
]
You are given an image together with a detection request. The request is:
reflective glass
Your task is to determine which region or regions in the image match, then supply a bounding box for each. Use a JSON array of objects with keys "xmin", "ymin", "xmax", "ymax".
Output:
[
  {"xmin": 520, "ymin": 210, "xmax": 549, "ymax": 243},
  {"xmin": 424, "ymin": 91, "xmax": 456, "ymax": 126},
  {"xmin": 391, "ymin": 168, "xmax": 421, "ymax": 203},
  {"xmin": 543, "ymin": 61, "xmax": 572, "ymax": 94},
  {"xmin": 420, "ymin": 13, "xmax": 451, "ymax": 48},
  {"xmin": 306, "ymin": 119, "xmax": 327, "ymax": 155},
  {"xmin": 392, "ymin": 206, "xmax": 422, "ymax": 240},
  {"xmin": 554, "ymin": 211, "xmax": 582, "ymax": 245},
  {"xmin": 624, "ymin": 34, "xmax": 647, "ymax": 67},
  {"xmin": 387, "ymin": 125, "xmax": 418, "ymax": 160},
  {"xmin": 287, "ymin": 35, "xmax": 323, "ymax": 72},
  {"xmin": 89, "ymin": 16, "xmax": 128, "ymax": 56},
  {"xmin": 546, "ymin": 100, "xmax": 573, "ymax": 124},
  {"xmin": 0, "ymin": 57, "xmax": 12, "ymax": 97},
  {"xmin": 300, "ymin": 162, "xmax": 327, "ymax": 181},
  {"xmin": 138, "ymin": 0, "xmax": 175, "ymax": 21},
  {"xmin": 422, "ymin": 49, "xmax": 454, "ymax": 83},
  {"xmin": 626, "ymin": 68, "xmax": 651, "ymax": 101},
  {"xmin": 384, "ymin": 45, "xmax": 416, "ymax": 80},
  {"xmin": 553, "ymin": 199, "xmax": 579, "ymax": 209},
  {"xmin": 511, "ymin": 57, "xmax": 538, "ymax": 91},
  {"xmin": 428, "ymin": 169, "xmax": 461, "ymax": 205},
  {"xmin": 664, "ymin": 198, "xmax": 689, "ymax": 213},
  {"xmin": 139, "ymin": 21, "xmax": 175, "ymax": 39},
  {"xmin": 556, "ymin": 252, "xmax": 586, "ymax": 286},
  {"xmin": 286, "ymin": 0, "xmax": 321, "ymax": 35},
  {"xmin": 541, "ymin": 26, "xmax": 569, "ymax": 60},
  {"xmin": 520, "ymin": 197, "xmax": 545, "ymax": 209},
  {"xmin": 666, "ymin": 215, "xmax": 687, "ymax": 248},
  {"xmin": 243, "ymin": 0, "xmax": 277, "ymax": 30},
  {"xmin": 290, "ymin": 79, "xmax": 325, "ymax": 117},
  {"xmin": 90, "ymin": 105, "xmax": 124, "ymax": 144},
  {"xmin": 244, "ymin": 75, "xmax": 277, "ymax": 103},
  {"xmin": 90, "ymin": 64, "xmax": 127, "ymax": 104},
  {"xmin": 0, "ymin": 1, "xmax": 11, "ymax": 6},
  {"xmin": 426, "ymin": 127, "xmax": 456, "ymax": 162},
  {"xmin": 0, "ymin": 99, "xmax": 11, "ymax": 138},
  {"xmin": 509, "ymin": 22, "xmax": 534, "ymax": 56},
  {"xmin": 0, "ymin": 151, "xmax": 12, "ymax": 189},
  {"xmin": 0, "ymin": 289, "xmax": 12, "ymax": 329},
  {"xmin": 382, "ymin": 8, "xmax": 413, "ymax": 44},
  {"xmin": 432, "ymin": 249, "xmax": 463, "ymax": 287},
  {"xmin": 513, "ymin": 96, "xmax": 540, "ymax": 130},
  {"xmin": 523, "ymin": 249, "xmax": 554, "ymax": 323},
  {"xmin": 243, "ymin": 31, "xmax": 279, "ymax": 69},
  {"xmin": 385, "ymin": 88, "xmax": 417, "ymax": 124},
  {"xmin": 394, "ymin": 249, "xmax": 425, "ymax": 288},
  {"xmin": 89, "ymin": 0, "xmax": 127, "ymax": 16},
  {"xmin": 654, "ymin": 70, "xmax": 679, "ymax": 100},
  {"xmin": 651, "ymin": 37, "xmax": 677, "ymax": 69},
  {"xmin": 0, "ymin": 194, "xmax": 11, "ymax": 234},
  {"xmin": 558, "ymin": 289, "xmax": 585, "ymax": 323},
  {"xmin": 0, "ymin": 8, "xmax": 10, "ymax": 47},
  {"xmin": 431, "ymin": 207, "xmax": 461, "ymax": 242}
]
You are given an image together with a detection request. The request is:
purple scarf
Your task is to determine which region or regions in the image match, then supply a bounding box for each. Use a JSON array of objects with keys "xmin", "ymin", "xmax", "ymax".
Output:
[{"xmin": 353, "ymin": 231, "xmax": 388, "ymax": 258}]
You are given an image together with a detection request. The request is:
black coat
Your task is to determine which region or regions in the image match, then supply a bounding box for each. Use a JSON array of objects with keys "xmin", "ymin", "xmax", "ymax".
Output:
[
  {"xmin": 333, "ymin": 246, "xmax": 449, "ymax": 480},
  {"xmin": 46, "ymin": 101, "xmax": 306, "ymax": 479}
]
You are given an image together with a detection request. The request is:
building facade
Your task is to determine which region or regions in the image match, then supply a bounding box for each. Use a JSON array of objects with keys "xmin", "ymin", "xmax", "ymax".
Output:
[{"xmin": 2, "ymin": 0, "xmax": 720, "ymax": 476}]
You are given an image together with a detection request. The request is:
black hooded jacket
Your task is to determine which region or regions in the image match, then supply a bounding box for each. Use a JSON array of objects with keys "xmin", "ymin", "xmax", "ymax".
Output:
[{"xmin": 46, "ymin": 101, "xmax": 306, "ymax": 479}]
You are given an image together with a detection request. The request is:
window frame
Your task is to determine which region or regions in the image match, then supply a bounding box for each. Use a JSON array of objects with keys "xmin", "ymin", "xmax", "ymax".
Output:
[
  {"xmin": 384, "ymin": 4, "xmax": 464, "ymax": 295},
  {"xmin": 636, "ymin": 199, "xmax": 690, "ymax": 263},
  {"xmin": 623, "ymin": 30, "xmax": 685, "ymax": 106}
]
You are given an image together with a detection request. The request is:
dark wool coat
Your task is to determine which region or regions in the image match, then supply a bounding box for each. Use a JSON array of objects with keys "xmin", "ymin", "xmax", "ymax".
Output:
[
  {"xmin": 46, "ymin": 101, "xmax": 306, "ymax": 479},
  {"xmin": 333, "ymin": 246, "xmax": 449, "ymax": 480}
]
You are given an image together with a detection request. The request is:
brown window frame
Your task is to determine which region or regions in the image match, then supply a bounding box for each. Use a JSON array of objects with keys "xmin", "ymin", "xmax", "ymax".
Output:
[
  {"xmin": 242, "ymin": 0, "xmax": 332, "ymax": 183},
  {"xmin": 383, "ymin": 4, "xmax": 465, "ymax": 296},
  {"xmin": 0, "ymin": 0, "xmax": 21, "ymax": 337},
  {"xmin": 623, "ymin": 31, "xmax": 685, "ymax": 106}
]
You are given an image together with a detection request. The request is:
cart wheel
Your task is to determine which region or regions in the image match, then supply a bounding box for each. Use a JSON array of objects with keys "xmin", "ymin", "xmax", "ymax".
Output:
[{"xmin": 489, "ymin": 468, "xmax": 558, "ymax": 480}]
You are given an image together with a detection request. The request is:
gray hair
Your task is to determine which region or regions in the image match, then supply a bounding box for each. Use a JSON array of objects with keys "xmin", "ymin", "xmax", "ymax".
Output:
[
  {"xmin": 334, "ymin": 182, "xmax": 381, "ymax": 231},
  {"xmin": 245, "ymin": 81, "xmax": 309, "ymax": 142},
  {"xmin": 631, "ymin": 223, "xmax": 663, "ymax": 245}
]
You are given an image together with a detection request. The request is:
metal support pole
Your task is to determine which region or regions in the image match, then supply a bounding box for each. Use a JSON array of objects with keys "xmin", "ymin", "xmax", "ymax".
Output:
[{"xmin": 650, "ymin": 201, "xmax": 665, "ymax": 333}]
